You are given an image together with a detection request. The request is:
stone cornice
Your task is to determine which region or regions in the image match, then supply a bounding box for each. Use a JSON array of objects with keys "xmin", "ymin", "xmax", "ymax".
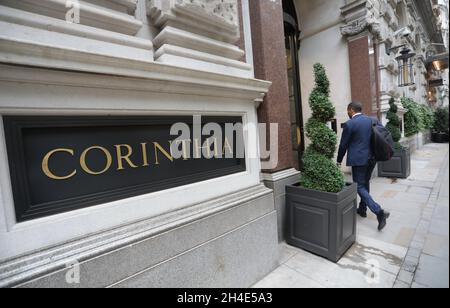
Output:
[
  {"xmin": 340, "ymin": 0, "xmax": 369, "ymax": 23},
  {"xmin": 0, "ymin": 38, "xmax": 270, "ymax": 102},
  {"xmin": 260, "ymin": 168, "xmax": 300, "ymax": 182},
  {"xmin": 2, "ymin": 0, "xmax": 143, "ymax": 36},
  {"xmin": 147, "ymin": 0, "xmax": 240, "ymax": 41}
]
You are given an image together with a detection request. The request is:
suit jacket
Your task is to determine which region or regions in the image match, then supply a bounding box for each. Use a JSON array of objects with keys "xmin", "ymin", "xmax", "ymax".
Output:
[{"xmin": 337, "ymin": 114, "xmax": 378, "ymax": 167}]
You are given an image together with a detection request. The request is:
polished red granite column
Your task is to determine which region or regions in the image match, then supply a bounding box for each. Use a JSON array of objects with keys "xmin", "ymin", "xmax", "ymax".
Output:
[
  {"xmin": 249, "ymin": 0, "xmax": 293, "ymax": 172},
  {"xmin": 348, "ymin": 35, "xmax": 373, "ymax": 115}
]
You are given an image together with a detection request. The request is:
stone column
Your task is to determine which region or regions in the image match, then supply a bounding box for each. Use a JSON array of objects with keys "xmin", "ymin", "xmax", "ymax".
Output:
[
  {"xmin": 340, "ymin": 0, "xmax": 382, "ymax": 117},
  {"xmin": 347, "ymin": 34, "xmax": 375, "ymax": 115},
  {"xmin": 249, "ymin": 0, "xmax": 294, "ymax": 173},
  {"xmin": 249, "ymin": 0, "xmax": 300, "ymax": 242}
]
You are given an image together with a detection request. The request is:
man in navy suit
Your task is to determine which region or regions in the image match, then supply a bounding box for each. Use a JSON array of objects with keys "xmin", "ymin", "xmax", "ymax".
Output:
[{"xmin": 337, "ymin": 102, "xmax": 390, "ymax": 231}]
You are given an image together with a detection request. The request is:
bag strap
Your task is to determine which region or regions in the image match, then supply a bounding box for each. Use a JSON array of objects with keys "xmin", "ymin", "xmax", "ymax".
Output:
[{"xmin": 371, "ymin": 118, "xmax": 378, "ymax": 127}]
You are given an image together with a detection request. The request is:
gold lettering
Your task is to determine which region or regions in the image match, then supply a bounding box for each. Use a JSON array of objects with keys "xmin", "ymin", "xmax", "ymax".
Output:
[
  {"xmin": 211, "ymin": 138, "xmax": 219, "ymax": 158},
  {"xmin": 115, "ymin": 144, "xmax": 138, "ymax": 170},
  {"xmin": 153, "ymin": 142, "xmax": 174, "ymax": 165},
  {"xmin": 80, "ymin": 146, "xmax": 112, "ymax": 175},
  {"xmin": 194, "ymin": 138, "xmax": 212, "ymax": 158},
  {"xmin": 223, "ymin": 137, "xmax": 234, "ymax": 156},
  {"xmin": 141, "ymin": 143, "xmax": 150, "ymax": 167},
  {"xmin": 42, "ymin": 148, "xmax": 77, "ymax": 180}
]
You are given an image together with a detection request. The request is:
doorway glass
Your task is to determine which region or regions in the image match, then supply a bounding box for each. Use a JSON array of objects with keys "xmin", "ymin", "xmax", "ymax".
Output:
[{"xmin": 283, "ymin": 0, "xmax": 304, "ymax": 170}]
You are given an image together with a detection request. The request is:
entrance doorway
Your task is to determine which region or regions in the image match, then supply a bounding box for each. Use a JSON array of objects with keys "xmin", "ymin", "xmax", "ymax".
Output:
[{"xmin": 283, "ymin": 0, "xmax": 305, "ymax": 170}]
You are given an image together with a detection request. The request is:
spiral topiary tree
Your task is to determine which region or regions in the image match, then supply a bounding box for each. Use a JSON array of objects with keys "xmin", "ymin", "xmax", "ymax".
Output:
[
  {"xmin": 386, "ymin": 97, "xmax": 403, "ymax": 150},
  {"xmin": 300, "ymin": 63, "xmax": 345, "ymax": 193}
]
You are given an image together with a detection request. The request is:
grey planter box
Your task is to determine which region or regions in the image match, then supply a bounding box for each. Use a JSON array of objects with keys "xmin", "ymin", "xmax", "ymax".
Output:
[
  {"xmin": 377, "ymin": 147, "xmax": 411, "ymax": 179},
  {"xmin": 285, "ymin": 183, "xmax": 357, "ymax": 263},
  {"xmin": 432, "ymin": 132, "xmax": 449, "ymax": 143}
]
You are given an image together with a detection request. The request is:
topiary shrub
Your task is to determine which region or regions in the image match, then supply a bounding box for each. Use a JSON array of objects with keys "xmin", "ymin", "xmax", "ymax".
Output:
[
  {"xmin": 300, "ymin": 64, "xmax": 345, "ymax": 193},
  {"xmin": 386, "ymin": 97, "xmax": 403, "ymax": 150},
  {"xmin": 402, "ymin": 98, "xmax": 436, "ymax": 136},
  {"xmin": 401, "ymin": 97, "xmax": 422, "ymax": 137},
  {"xmin": 434, "ymin": 106, "xmax": 449, "ymax": 133},
  {"xmin": 418, "ymin": 104, "xmax": 435, "ymax": 131}
]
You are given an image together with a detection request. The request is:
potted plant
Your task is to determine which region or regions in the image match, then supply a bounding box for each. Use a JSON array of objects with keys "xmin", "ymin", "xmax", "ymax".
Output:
[
  {"xmin": 432, "ymin": 107, "xmax": 449, "ymax": 143},
  {"xmin": 378, "ymin": 98, "xmax": 411, "ymax": 179},
  {"xmin": 285, "ymin": 64, "xmax": 357, "ymax": 263}
]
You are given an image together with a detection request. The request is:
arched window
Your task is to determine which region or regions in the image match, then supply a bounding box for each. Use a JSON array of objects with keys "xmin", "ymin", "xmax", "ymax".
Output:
[{"xmin": 282, "ymin": 0, "xmax": 305, "ymax": 169}]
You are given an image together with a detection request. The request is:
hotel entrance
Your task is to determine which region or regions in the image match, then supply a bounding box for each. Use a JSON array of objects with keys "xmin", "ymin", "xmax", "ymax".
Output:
[{"xmin": 283, "ymin": 0, "xmax": 305, "ymax": 170}]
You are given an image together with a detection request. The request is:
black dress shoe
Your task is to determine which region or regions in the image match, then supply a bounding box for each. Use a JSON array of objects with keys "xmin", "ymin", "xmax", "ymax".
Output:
[
  {"xmin": 357, "ymin": 207, "xmax": 367, "ymax": 218},
  {"xmin": 377, "ymin": 210, "xmax": 390, "ymax": 231}
]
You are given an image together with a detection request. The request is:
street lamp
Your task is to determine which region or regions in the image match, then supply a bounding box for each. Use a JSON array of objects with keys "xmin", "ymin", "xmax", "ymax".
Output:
[{"xmin": 396, "ymin": 47, "xmax": 416, "ymax": 87}]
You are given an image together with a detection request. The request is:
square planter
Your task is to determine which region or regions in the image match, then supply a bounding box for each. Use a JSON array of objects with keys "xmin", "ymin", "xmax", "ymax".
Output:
[
  {"xmin": 285, "ymin": 183, "xmax": 357, "ymax": 263},
  {"xmin": 432, "ymin": 132, "xmax": 449, "ymax": 143},
  {"xmin": 377, "ymin": 147, "xmax": 411, "ymax": 179}
]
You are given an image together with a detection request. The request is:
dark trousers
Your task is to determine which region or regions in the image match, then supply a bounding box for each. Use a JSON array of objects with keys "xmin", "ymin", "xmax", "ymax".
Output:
[{"xmin": 352, "ymin": 159, "xmax": 382, "ymax": 215}]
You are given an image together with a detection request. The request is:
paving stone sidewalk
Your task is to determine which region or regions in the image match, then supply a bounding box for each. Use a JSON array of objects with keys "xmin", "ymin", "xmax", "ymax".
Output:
[{"xmin": 254, "ymin": 143, "xmax": 449, "ymax": 288}]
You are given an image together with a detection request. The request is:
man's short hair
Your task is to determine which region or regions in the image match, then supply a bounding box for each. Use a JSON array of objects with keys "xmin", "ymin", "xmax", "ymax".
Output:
[{"xmin": 348, "ymin": 102, "xmax": 363, "ymax": 113}]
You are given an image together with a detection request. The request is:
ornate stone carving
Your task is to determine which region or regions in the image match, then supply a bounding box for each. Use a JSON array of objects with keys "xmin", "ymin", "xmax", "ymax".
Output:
[
  {"xmin": 147, "ymin": 0, "xmax": 239, "ymax": 29},
  {"xmin": 146, "ymin": 0, "xmax": 250, "ymax": 78},
  {"xmin": 176, "ymin": 0, "xmax": 238, "ymax": 27},
  {"xmin": 340, "ymin": 16, "xmax": 381, "ymax": 39},
  {"xmin": 387, "ymin": 59, "xmax": 399, "ymax": 74},
  {"xmin": 381, "ymin": 0, "xmax": 398, "ymax": 26},
  {"xmin": 340, "ymin": 0, "xmax": 382, "ymax": 39}
]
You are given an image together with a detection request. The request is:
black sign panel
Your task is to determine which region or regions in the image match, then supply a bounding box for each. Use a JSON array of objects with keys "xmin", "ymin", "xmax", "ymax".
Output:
[{"xmin": 3, "ymin": 116, "xmax": 246, "ymax": 222}]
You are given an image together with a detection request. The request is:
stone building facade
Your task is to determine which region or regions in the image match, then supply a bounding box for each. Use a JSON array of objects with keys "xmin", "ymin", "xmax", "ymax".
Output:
[
  {"xmin": 0, "ymin": 0, "xmax": 280, "ymax": 288},
  {"xmin": 0, "ymin": 0, "xmax": 447, "ymax": 288},
  {"xmin": 296, "ymin": 0, "xmax": 447, "ymax": 136},
  {"xmin": 434, "ymin": 0, "xmax": 449, "ymax": 107}
]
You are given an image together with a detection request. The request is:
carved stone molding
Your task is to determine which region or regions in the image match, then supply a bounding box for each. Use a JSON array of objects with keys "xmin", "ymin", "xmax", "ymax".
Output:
[
  {"xmin": 340, "ymin": 16, "xmax": 381, "ymax": 39},
  {"xmin": 0, "ymin": 1, "xmax": 153, "ymax": 69},
  {"xmin": 386, "ymin": 59, "xmax": 399, "ymax": 74},
  {"xmin": 1, "ymin": 0, "xmax": 143, "ymax": 36},
  {"xmin": 380, "ymin": 0, "xmax": 399, "ymax": 30},
  {"xmin": 147, "ymin": 0, "xmax": 240, "ymax": 41},
  {"xmin": 146, "ymin": 0, "xmax": 250, "ymax": 78},
  {"xmin": 340, "ymin": 0, "xmax": 381, "ymax": 39},
  {"xmin": 178, "ymin": 0, "xmax": 238, "ymax": 27}
]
